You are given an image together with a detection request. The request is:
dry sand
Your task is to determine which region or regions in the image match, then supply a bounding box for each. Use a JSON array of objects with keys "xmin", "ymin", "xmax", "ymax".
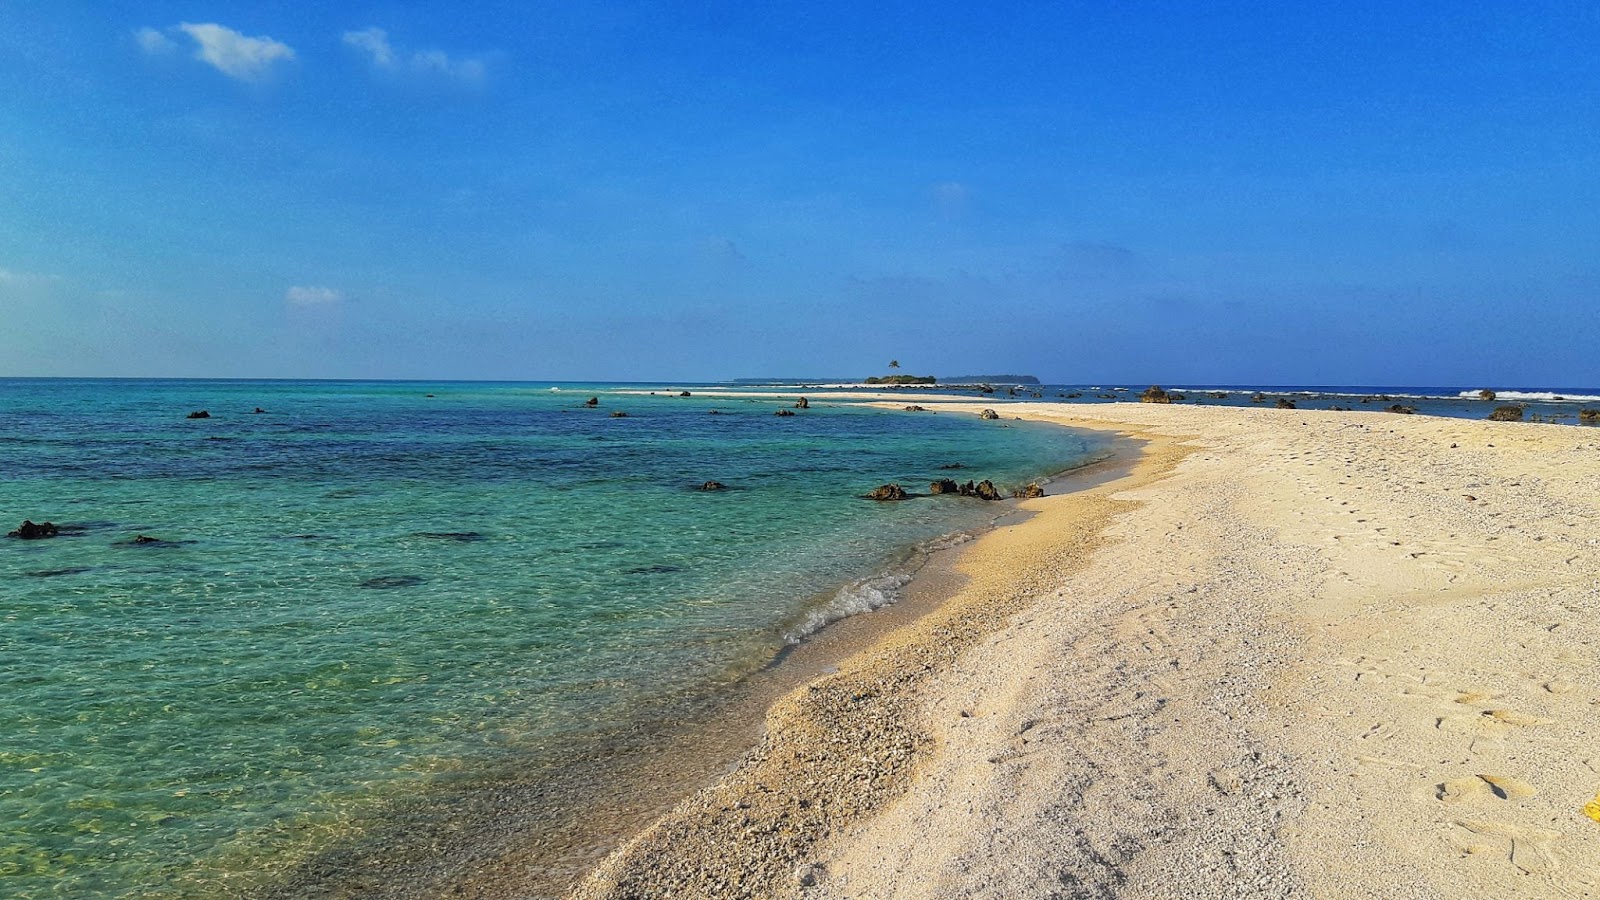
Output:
[{"xmin": 571, "ymin": 399, "xmax": 1600, "ymax": 899}]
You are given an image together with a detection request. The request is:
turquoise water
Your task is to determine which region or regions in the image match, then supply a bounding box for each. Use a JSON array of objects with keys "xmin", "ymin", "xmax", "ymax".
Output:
[{"xmin": 0, "ymin": 379, "xmax": 1107, "ymax": 898}]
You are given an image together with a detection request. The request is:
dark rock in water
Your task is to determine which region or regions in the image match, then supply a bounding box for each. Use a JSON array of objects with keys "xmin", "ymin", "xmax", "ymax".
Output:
[
  {"xmin": 938, "ymin": 463, "xmax": 965, "ymax": 469},
  {"xmin": 116, "ymin": 534, "xmax": 193, "ymax": 547},
  {"xmin": 584, "ymin": 397, "xmax": 600, "ymax": 407},
  {"xmin": 1276, "ymin": 398, "xmax": 1297, "ymax": 409},
  {"xmin": 1066, "ymin": 392, "xmax": 1082, "ymax": 399},
  {"xmin": 1580, "ymin": 408, "xmax": 1600, "ymax": 422},
  {"xmin": 774, "ymin": 409, "xmax": 796, "ymax": 417},
  {"xmin": 1167, "ymin": 393, "xmax": 1185, "ymax": 402},
  {"xmin": 187, "ymin": 410, "xmax": 210, "ymax": 419},
  {"xmin": 253, "ymin": 407, "xmax": 267, "ymax": 414},
  {"xmin": 967, "ymin": 479, "xmax": 1003, "ymax": 501},
  {"xmin": 24, "ymin": 566, "xmax": 92, "ymax": 578},
  {"xmin": 698, "ymin": 481, "xmax": 726, "ymax": 491},
  {"xmin": 930, "ymin": 478, "xmax": 960, "ymax": 494},
  {"xmin": 8, "ymin": 520, "xmax": 59, "ymax": 539},
  {"xmin": 361, "ymin": 575, "xmax": 425, "ymax": 589},
  {"xmin": 425, "ymin": 394, "xmax": 435, "ymax": 398},
  {"xmin": 1387, "ymin": 404, "xmax": 1418, "ymax": 415},
  {"xmin": 679, "ymin": 391, "xmax": 692, "ymax": 397},
  {"xmin": 624, "ymin": 564, "xmax": 683, "ymax": 575},
  {"xmin": 865, "ymin": 483, "xmax": 908, "ymax": 501},
  {"xmin": 1477, "ymin": 389, "xmax": 1496, "ymax": 401},
  {"xmin": 1013, "ymin": 482, "xmax": 1046, "ymax": 499},
  {"xmin": 610, "ymin": 411, "xmax": 629, "ymax": 418},
  {"xmin": 1140, "ymin": 385, "xmax": 1171, "ymax": 404},
  {"xmin": 979, "ymin": 409, "xmax": 1000, "ymax": 420},
  {"xmin": 414, "ymin": 531, "xmax": 486, "ymax": 542},
  {"xmin": 1210, "ymin": 392, "xmax": 1229, "ymax": 399},
  {"xmin": 904, "ymin": 405, "xmax": 927, "ymax": 412},
  {"xmin": 794, "ymin": 397, "xmax": 810, "ymax": 409},
  {"xmin": 1251, "ymin": 393, "xmax": 1267, "ymax": 403},
  {"xmin": 1488, "ymin": 405, "xmax": 1524, "ymax": 421},
  {"xmin": 707, "ymin": 410, "xmax": 722, "ymax": 415}
]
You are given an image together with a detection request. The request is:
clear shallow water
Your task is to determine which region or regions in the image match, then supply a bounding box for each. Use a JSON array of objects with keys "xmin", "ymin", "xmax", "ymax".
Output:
[{"xmin": 0, "ymin": 379, "xmax": 1107, "ymax": 898}]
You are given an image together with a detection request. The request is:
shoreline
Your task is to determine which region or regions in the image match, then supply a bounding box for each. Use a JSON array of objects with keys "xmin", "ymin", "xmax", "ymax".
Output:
[
  {"xmin": 568, "ymin": 396, "xmax": 1600, "ymax": 898},
  {"xmin": 569, "ymin": 402, "xmax": 1188, "ymax": 898},
  {"xmin": 258, "ymin": 403, "xmax": 1130, "ymax": 899}
]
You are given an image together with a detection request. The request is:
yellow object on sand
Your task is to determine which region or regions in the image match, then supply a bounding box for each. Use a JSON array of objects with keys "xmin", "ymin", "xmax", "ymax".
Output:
[{"xmin": 1585, "ymin": 794, "xmax": 1600, "ymax": 824}]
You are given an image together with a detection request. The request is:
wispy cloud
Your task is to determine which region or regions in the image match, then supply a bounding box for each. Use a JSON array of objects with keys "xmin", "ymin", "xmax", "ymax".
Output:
[
  {"xmin": 137, "ymin": 23, "xmax": 295, "ymax": 81},
  {"xmin": 285, "ymin": 285, "xmax": 341, "ymax": 306},
  {"xmin": 134, "ymin": 27, "xmax": 177, "ymax": 55},
  {"xmin": 343, "ymin": 27, "xmax": 486, "ymax": 84}
]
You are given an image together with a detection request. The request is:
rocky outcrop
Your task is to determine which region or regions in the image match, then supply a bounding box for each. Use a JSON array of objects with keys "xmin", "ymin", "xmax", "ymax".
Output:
[
  {"xmin": 1140, "ymin": 385, "xmax": 1171, "ymax": 404},
  {"xmin": 1013, "ymin": 483, "xmax": 1045, "ymax": 499},
  {"xmin": 679, "ymin": 391, "xmax": 692, "ymax": 397},
  {"xmin": 903, "ymin": 405, "xmax": 927, "ymax": 412},
  {"xmin": 253, "ymin": 407, "xmax": 266, "ymax": 414},
  {"xmin": 1580, "ymin": 409, "xmax": 1600, "ymax": 422},
  {"xmin": 970, "ymin": 479, "xmax": 1003, "ymax": 501},
  {"xmin": 865, "ymin": 484, "xmax": 908, "ymax": 501},
  {"xmin": 1250, "ymin": 393, "xmax": 1267, "ymax": 403},
  {"xmin": 699, "ymin": 481, "xmax": 726, "ymax": 491},
  {"xmin": 775, "ymin": 409, "xmax": 796, "ymax": 417},
  {"xmin": 1488, "ymin": 405, "xmax": 1524, "ymax": 422},
  {"xmin": 794, "ymin": 398, "xmax": 810, "ymax": 409},
  {"xmin": 8, "ymin": 520, "xmax": 59, "ymax": 539},
  {"xmin": 1276, "ymin": 398, "xmax": 1297, "ymax": 409},
  {"xmin": 979, "ymin": 409, "xmax": 1000, "ymax": 420},
  {"xmin": 584, "ymin": 397, "xmax": 600, "ymax": 407},
  {"xmin": 1210, "ymin": 392, "xmax": 1229, "ymax": 399},
  {"xmin": 187, "ymin": 410, "xmax": 210, "ymax": 419},
  {"xmin": 611, "ymin": 411, "xmax": 629, "ymax": 418},
  {"xmin": 1478, "ymin": 389, "xmax": 1496, "ymax": 401},
  {"xmin": 1386, "ymin": 404, "xmax": 1417, "ymax": 415},
  {"xmin": 930, "ymin": 479, "xmax": 959, "ymax": 494}
]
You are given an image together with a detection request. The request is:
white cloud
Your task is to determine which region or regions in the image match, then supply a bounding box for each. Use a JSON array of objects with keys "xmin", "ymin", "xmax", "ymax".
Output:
[
  {"xmin": 176, "ymin": 23, "xmax": 294, "ymax": 81},
  {"xmin": 285, "ymin": 286, "xmax": 341, "ymax": 306},
  {"xmin": 135, "ymin": 27, "xmax": 176, "ymax": 55},
  {"xmin": 342, "ymin": 27, "xmax": 395, "ymax": 67},
  {"xmin": 343, "ymin": 27, "xmax": 486, "ymax": 84}
]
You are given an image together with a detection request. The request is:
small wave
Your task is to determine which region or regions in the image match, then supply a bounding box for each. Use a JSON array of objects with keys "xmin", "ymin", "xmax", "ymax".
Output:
[
  {"xmin": 1457, "ymin": 390, "xmax": 1600, "ymax": 403},
  {"xmin": 783, "ymin": 572, "xmax": 913, "ymax": 644}
]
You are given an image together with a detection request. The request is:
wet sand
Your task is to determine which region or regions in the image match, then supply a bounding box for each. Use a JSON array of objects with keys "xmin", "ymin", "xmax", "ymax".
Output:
[{"xmin": 572, "ymin": 397, "xmax": 1600, "ymax": 899}]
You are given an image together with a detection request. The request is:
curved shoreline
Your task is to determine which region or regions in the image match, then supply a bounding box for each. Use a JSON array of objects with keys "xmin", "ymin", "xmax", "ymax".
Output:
[{"xmin": 568, "ymin": 408, "xmax": 1187, "ymax": 898}]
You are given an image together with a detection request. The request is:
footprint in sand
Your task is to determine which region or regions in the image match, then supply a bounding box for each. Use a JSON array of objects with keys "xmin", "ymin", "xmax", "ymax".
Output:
[
  {"xmin": 1448, "ymin": 819, "xmax": 1561, "ymax": 875},
  {"xmin": 1436, "ymin": 774, "xmax": 1537, "ymax": 804}
]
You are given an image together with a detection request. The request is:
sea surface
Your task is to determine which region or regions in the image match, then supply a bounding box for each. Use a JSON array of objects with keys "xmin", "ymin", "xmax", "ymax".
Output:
[{"xmin": 0, "ymin": 379, "xmax": 1109, "ymax": 898}]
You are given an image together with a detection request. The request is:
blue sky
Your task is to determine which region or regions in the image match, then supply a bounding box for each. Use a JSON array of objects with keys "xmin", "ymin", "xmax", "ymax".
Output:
[{"xmin": 2, "ymin": 2, "xmax": 1597, "ymax": 384}]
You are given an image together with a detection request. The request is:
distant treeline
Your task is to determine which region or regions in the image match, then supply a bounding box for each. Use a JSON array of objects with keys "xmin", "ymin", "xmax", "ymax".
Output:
[{"xmin": 864, "ymin": 375, "xmax": 938, "ymax": 385}]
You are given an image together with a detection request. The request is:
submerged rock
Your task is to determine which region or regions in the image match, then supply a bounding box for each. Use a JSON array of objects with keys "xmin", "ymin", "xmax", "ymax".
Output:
[
  {"xmin": 979, "ymin": 409, "xmax": 1000, "ymax": 420},
  {"xmin": 186, "ymin": 410, "xmax": 210, "ymax": 419},
  {"xmin": 1580, "ymin": 408, "xmax": 1599, "ymax": 422},
  {"xmin": 1488, "ymin": 405, "xmax": 1525, "ymax": 421},
  {"xmin": 1140, "ymin": 385, "xmax": 1171, "ymax": 404},
  {"xmin": 1387, "ymin": 404, "xmax": 1418, "ymax": 415},
  {"xmin": 1251, "ymin": 393, "xmax": 1267, "ymax": 403},
  {"xmin": 864, "ymin": 483, "xmax": 908, "ymax": 501},
  {"xmin": 1013, "ymin": 483, "xmax": 1046, "ymax": 499},
  {"xmin": 414, "ymin": 531, "xmax": 486, "ymax": 542},
  {"xmin": 7, "ymin": 520, "xmax": 59, "ymax": 539},
  {"xmin": 610, "ymin": 411, "xmax": 629, "ymax": 418},
  {"xmin": 698, "ymin": 481, "xmax": 726, "ymax": 491},
  {"xmin": 360, "ymin": 575, "xmax": 425, "ymax": 589},
  {"xmin": 1478, "ymin": 389, "xmax": 1497, "ymax": 401},
  {"xmin": 253, "ymin": 407, "xmax": 266, "ymax": 414},
  {"xmin": 1276, "ymin": 398, "xmax": 1297, "ymax": 409},
  {"xmin": 774, "ymin": 409, "xmax": 797, "ymax": 417},
  {"xmin": 584, "ymin": 397, "xmax": 600, "ymax": 407}
]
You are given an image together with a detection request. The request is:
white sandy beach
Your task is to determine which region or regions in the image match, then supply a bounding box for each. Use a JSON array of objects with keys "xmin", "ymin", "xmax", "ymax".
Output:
[{"xmin": 573, "ymin": 398, "xmax": 1600, "ymax": 899}]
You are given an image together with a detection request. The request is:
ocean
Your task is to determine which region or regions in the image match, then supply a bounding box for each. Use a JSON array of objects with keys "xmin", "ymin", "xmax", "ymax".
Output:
[{"xmin": 0, "ymin": 379, "xmax": 1109, "ymax": 898}]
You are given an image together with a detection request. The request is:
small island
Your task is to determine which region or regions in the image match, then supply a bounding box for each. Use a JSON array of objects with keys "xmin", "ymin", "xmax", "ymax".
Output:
[{"xmin": 863, "ymin": 374, "xmax": 938, "ymax": 385}]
